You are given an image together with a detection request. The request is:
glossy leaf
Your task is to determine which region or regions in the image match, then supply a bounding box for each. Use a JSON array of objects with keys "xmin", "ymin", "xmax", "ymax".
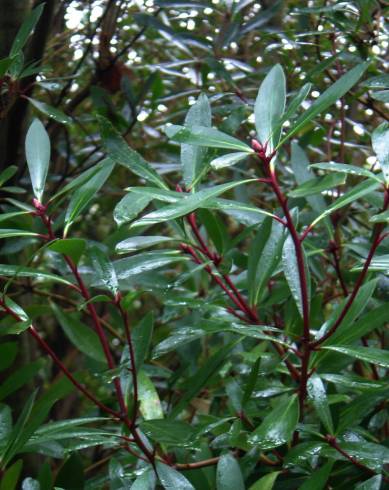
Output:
[
  {"xmin": 282, "ymin": 234, "xmax": 310, "ymax": 318},
  {"xmin": 181, "ymin": 93, "xmax": 212, "ymax": 186},
  {"xmin": 307, "ymin": 374, "xmax": 334, "ymax": 434},
  {"xmin": 289, "ymin": 173, "xmax": 345, "ymax": 198},
  {"xmin": 47, "ymin": 238, "xmax": 86, "ymax": 264},
  {"xmin": 26, "ymin": 98, "xmax": 72, "ymax": 124},
  {"xmin": 354, "ymin": 475, "xmax": 382, "ymax": 490},
  {"xmin": 10, "ymin": 4, "xmax": 44, "ymax": 55},
  {"xmin": 138, "ymin": 370, "xmax": 164, "ymax": 420},
  {"xmin": 99, "ymin": 116, "xmax": 168, "ymax": 189},
  {"xmin": 254, "ymin": 64, "xmax": 286, "ymax": 151},
  {"xmin": 89, "ymin": 246, "xmax": 119, "ymax": 296},
  {"xmin": 25, "ymin": 119, "xmax": 50, "ymax": 202},
  {"xmin": 131, "ymin": 469, "xmax": 156, "ymax": 489},
  {"xmin": 249, "ymin": 472, "xmax": 280, "ymax": 490},
  {"xmin": 0, "ymin": 229, "xmax": 40, "ymax": 239},
  {"xmin": 311, "ymin": 161, "xmax": 381, "ymax": 183},
  {"xmin": 299, "ymin": 461, "xmax": 333, "ymax": 490},
  {"xmin": 0, "ymin": 264, "xmax": 74, "ymax": 286},
  {"xmin": 216, "ymin": 453, "xmax": 245, "ymax": 490},
  {"xmin": 0, "ymin": 165, "xmax": 18, "ymax": 187},
  {"xmin": 113, "ymin": 193, "xmax": 152, "ymax": 226},
  {"xmin": 210, "ymin": 151, "xmax": 249, "ymax": 170},
  {"xmin": 165, "ymin": 124, "xmax": 253, "ymax": 152},
  {"xmin": 64, "ymin": 159, "xmax": 114, "ymax": 234},
  {"xmin": 322, "ymin": 345, "xmax": 389, "ymax": 368},
  {"xmin": 278, "ymin": 62, "xmax": 369, "ymax": 148},
  {"xmin": 371, "ymin": 122, "xmax": 389, "ymax": 184},
  {"xmin": 132, "ymin": 179, "xmax": 255, "ymax": 226},
  {"xmin": 112, "ymin": 251, "xmax": 186, "ymax": 280},
  {"xmin": 249, "ymin": 395, "xmax": 299, "ymax": 449},
  {"xmin": 309, "ymin": 179, "xmax": 380, "ymax": 230},
  {"xmin": 116, "ymin": 235, "xmax": 174, "ymax": 253},
  {"xmin": 0, "ymin": 459, "xmax": 23, "ymax": 490},
  {"xmin": 52, "ymin": 304, "xmax": 106, "ymax": 364},
  {"xmin": 156, "ymin": 462, "xmax": 194, "ymax": 490}
]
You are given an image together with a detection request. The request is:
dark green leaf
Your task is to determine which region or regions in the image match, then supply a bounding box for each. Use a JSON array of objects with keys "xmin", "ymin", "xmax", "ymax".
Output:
[
  {"xmin": 254, "ymin": 64, "xmax": 286, "ymax": 151},
  {"xmin": 249, "ymin": 395, "xmax": 299, "ymax": 449},
  {"xmin": 0, "ymin": 459, "xmax": 23, "ymax": 490},
  {"xmin": 27, "ymin": 98, "xmax": 72, "ymax": 124},
  {"xmin": 355, "ymin": 475, "xmax": 382, "ymax": 490},
  {"xmin": 311, "ymin": 162, "xmax": 381, "ymax": 183},
  {"xmin": 322, "ymin": 345, "xmax": 389, "ymax": 368},
  {"xmin": 307, "ymin": 374, "xmax": 334, "ymax": 434},
  {"xmin": 0, "ymin": 165, "xmax": 18, "ymax": 187},
  {"xmin": 116, "ymin": 236, "xmax": 174, "ymax": 253},
  {"xmin": 89, "ymin": 246, "xmax": 119, "ymax": 296},
  {"xmin": 0, "ymin": 360, "xmax": 44, "ymax": 401},
  {"xmin": 299, "ymin": 461, "xmax": 333, "ymax": 490},
  {"xmin": 113, "ymin": 193, "xmax": 152, "ymax": 226},
  {"xmin": 10, "ymin": 4, "xmax": 44, "ymax": 56},
  {"xmin": 47, "ymin": 238, "xmax": 86, "ymax": 264},
  {"xmin": 249, "ymin": 472, "xmax": 280, "ymax": 490},
  {"xmin": 52, "ymin": 304, "xmax": 106, "ymax": 364},
  {"xmin": 156, "ymin": 462, "xmax": 194, "ymax": 490},
  {"xmin": 55, "ymin": 453, "xmax": 84, "ymax": 490},
  {"xmin": 0, "ymin": 264, "xmax": 74, "ymax": 286},
  {"xmin": 289, "ymin": 173, "xmax": 345, "ymax": 198},
  {"xmin": 165, "ymin": 124, "xmax": 253, "ymax": 152},
  {"xmin": 0, "ymin": 229, "xmax": 40, "ymax": 239},
  {"xmin": 278, "ymin": 62, "xmax": 369, "ymax": 148},
  {"xmin": 112, "ymin": 251, "xmax": 186, "ymax": 280}
]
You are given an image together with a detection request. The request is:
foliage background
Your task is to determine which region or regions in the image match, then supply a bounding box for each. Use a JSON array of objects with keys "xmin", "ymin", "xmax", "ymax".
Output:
[{"xmin": 0, "ymin": 0, "xmax": 388, "ymax": 488}]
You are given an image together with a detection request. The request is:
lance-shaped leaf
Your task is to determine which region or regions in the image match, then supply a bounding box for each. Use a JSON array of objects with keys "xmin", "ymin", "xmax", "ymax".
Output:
[
  {"xmin": 0, "ymin": 264, "xmax": 74, "ymax": 287},
  {"xmin": 210, "ymin": 151, "xmax": 249, "ymax": 170},
  {"xmin": 278, "ymin": 62, "xmax": 369, "ymax": 148},
  {"xmin": 311, "ymin": 162, "xmax": 381, "ymax": 183},
  {"xmin": 282, "ymin": 234, "xmax": 311, "ymax": 318},
  {"xmin": 113, "ymin": 193, "xmax": 152, "ymax": 226},
  {"xmin": 307, "ymin": 374, "xmax": 334, "ymax": 434},
  {"xmin": 254, "ymin": 64, "xmax": 286, "ymax": 151},
  {"xmin": 10, "ymin": 4, "xmax": 44, "ymax": 56},
  {"xmin": 0, "ymin": 229, "xmax": 40, "ymax": 239},
  {"xmin": 249, "ymin": 395, "xmax": 299, "ymax": 449},
  {"xmin": 98, "ymin": 116, "xmax": 168, "ymax": 189},
  {"xmin": 165, "ymin": 124, "xmax": 253, "ymax": 152},
  {"xmin": 322, "ymin": 345, "xmax": 389, "ymax": 368},
  {"xmin": 26, "ymin": 98, "xmax": 72, "ymax": 125},
  {"xmin": 156, "ymin": 462, "xmax": 194, "ymax": 490},
  {"xmin": 112, "ymin": 251, "xmax": 186, "ymax": 280},
  {"xmin": 89, "ymin": 246, "xmax": 119, "ymax": 297},
  {"xmin": 181, "ymin": 93, "xmax": 212, "ymax": 186},
  {"xmin": 132, "ymin": 179, "xmax": 255, "ymax": 226},
  {"xmin": 116, "ymin": 236, "xmax": 175, "ymax": 253},
  {"xmin": 25, "ymin": 119, "xmax": 50, "ymax": 203},
  {"xmin": 64, "ymin": 159, "xmax": 114, "ymax": 234},
  {"xmin": 372, "ymin": 122, "xmax": 389, "ymax": 185},
  {"xmin": 138, "ymin": 370, "xmax": 164, "ymax": 420},
  {"xmin": 47, "ymin": 238, "xmax": 86, "ymax": 265},
  {"xmin": 289, "ymin": 173, "xmax": 345, "ymax": 198}
]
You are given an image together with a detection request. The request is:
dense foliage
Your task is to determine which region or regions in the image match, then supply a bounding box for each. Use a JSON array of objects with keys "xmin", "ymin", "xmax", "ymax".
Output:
[{"xmin": 0, "ymin": 0, "xmax": 388, "ymax": 488}]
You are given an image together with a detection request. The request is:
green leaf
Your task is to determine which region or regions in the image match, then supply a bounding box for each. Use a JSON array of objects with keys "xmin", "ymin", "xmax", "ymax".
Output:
[
  {"xmin": 114, "ymin": 193, "xmax": 152, "ymax": 226},
  {"xmin": 64, "ymin": 159, "xmax": 114, "ymax": 234},
  {"xmin": 0, "ymin": 342, "xmax": 18, "ymax": 371},
  {"xmin": 47, "ymin": 238, "xmax": 86, "ymax": 264},
  {"xmin": 309, "ymin": 179, "xmax": 380, "ymax": 230},
  {"xmin": 55, "ymin": 453, "xmax": 84, "ymax": 490},
  {"xmin": 0, "ymin": 229, "xmax": 40, "ymax": 239},
  {"xmin": 132, "ymin": 313, "xmax": 154, "ymax": 370},
  {"xmin": 289, "ymin": 173, "xmax": 345, "ymax": 198},
  {"xmin": 371, "ymin": 90, "xmax": 389, "ymax": 103},
  {"xmin": 248, "ymin": 395, "xmax": 299, "ymax": 449},
  {"xmin": 1, "ymin": 390, "xmax": 37, "ymax": 468},
  {"xmin": 0, "ymin": 404, "xmax": 12, "ymax": 448},
  {"xmin": 0, "ymin": 165, "xmax": 18, "ymax": 186},
  {"xmin": 210, "ymin": 152, "xmax": 249, "ymax": 170},
  {"xmin": 27, "ymin": 98, "xmax": 72, "ymax": 124},
  {"xmin": 181, "ymin": 93, "xmax": 212, "ymax": 187},
  {"xmin": 254, "ymin": 64, "xmax": 286, "ymax": 151},
  {"xmin": 0, "ymin": 360, "xmax": 44, "ymax": 401},
  {"xmin": 0, "ymin": 264, "xmax": 74, "ymax": 286},
  {"xmin": 282, "ymin": 234, "xmax": 310, "ymax": 318},
  {"xmin": 0, "ymin": 57, "xmax": 14, "ymax": 77},
  {"xmin": 216, "ymin": 453, "xmax": 245, "ymax": 490},
  {"xmin": 370, "ymin": 209, "xmax": 389, "ymax": 222},
  {"xmin": 171, "ymin": 342, "xmax": 238, "ymax": 417},
  {"xmin": 355, "ymin": 475, "xmax": 382, "ymax": 490},
  {"xmin": 310, "ymin": 162, "xmax": 381, "ymax": 183},
  {"xmin": 116, "ymin": 235, "xmax": 175, "ymax": 253},
  {"xmin": 156, "ymin": 462, "xmax": 194, "ymax": 490},
  {"xmin": 0, "ymin": 459, "xmax": 23, "ymax": 490},
  {"xmin": 283, "ymin": 83, "xmax": 312, "ymax": 122},
  {"xmin": 99, "ymin": 116, "xmax": 168, "ymax": 189},
  {"xmin": 165, "ymin": 124, "xmax": 253, "ymax": 152},
  {"xmin": 278, "ymin": 62, "xmax": 369, "ymax": 148},
  {"xmin": 25, "ymin": 119, "xmax": 50, "ymax": 203},
  {"xmin": 89, "ymin": 246, "xmax": 119, "ymax": 296},
  {"xmin": 249, "ymin": 472, "xmax": 280, "ymax": 490},
  {"xmin": 138, "ymin": 370, "xmax": 164, "ymax": 420},
  {"xmin": 372, "ymin": 122, "xmax": 389, "ymax": 185},
  {"xmin": 10, "ymin": 4, "xmax": 44, "ymax": 56},
  {"xmin": 112, "ymin": 251, "xmax": 186, "ymax": 280},
  {"xmin": 51, "ymin": 304, "xmax": 106, "ymax": 364},
  {"xmin": 140, "ymin": 419, "xmax": 196, "ymax": 448},
  {"xmin": 248, "ymin": 218, "xmax": 285, "ymax": 306},
  {"xmin": 307, "ymin": 374, "xmax": 334, "ymax": 434},
  {"xmin": 132, "ymin": 179, "xmax": 255, "ymax": 226},
  {"xmin": 130, "ymin": 469, "xmax": 156, "ymax": 489},
  {"xmin": 299, "ymin": 461, "xmax": 333, "ymax": 490},
  {"xmin": 321, "ymin": 345, "xmax": 389, "ymax": 368}
]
